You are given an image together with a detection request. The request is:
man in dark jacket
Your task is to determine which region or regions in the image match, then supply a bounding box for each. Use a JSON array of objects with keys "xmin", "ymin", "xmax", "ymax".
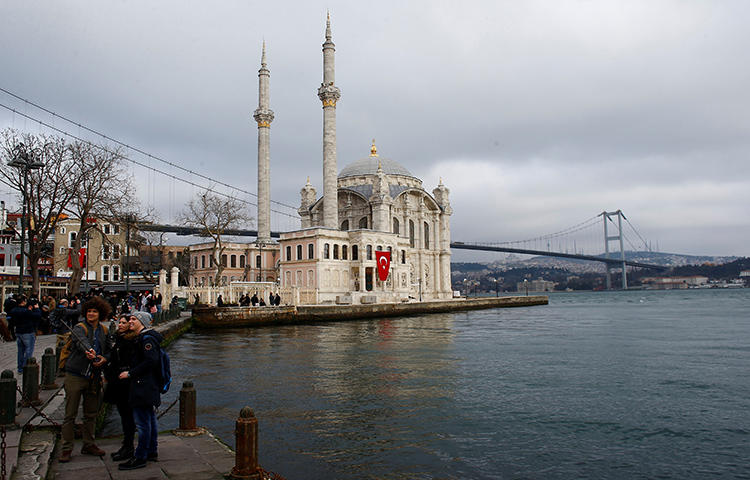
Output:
[
  {"xmin": 118, "ymin": 311, "xmax": 163, "ymax": 470},
  {"xmin": 59, "ymin": 296, "xmax": 111, "ymax": 463},
  {"xmin": 8, "ymin": 296, "xmax": 41, "ymax": 374}
]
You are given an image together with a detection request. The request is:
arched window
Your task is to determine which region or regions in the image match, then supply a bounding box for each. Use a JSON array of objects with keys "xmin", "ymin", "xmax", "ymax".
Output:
[
  {"xmin": 367, "ymin": 245, "xmax": 373, "ymax": 260},
  {"xmin": 359, "ymin": 217, "xmax": 368, "ymax": 229},
  {"xmin": 409, "ymin": 220, "xmax": 415, "ymax": 248},
  {"xmin": 201, "ymin": 255, "xmax": 206, "ymax": 268},
  {"xmin": 401, "ymin": 250, "xmax": 406, "ymax": 264},
  {"xmin": 342, "ymin": 245, "xmax": 348, "ymax": 260},
  {"xmin": 240, "ymin": 255, "xmax": 246, "ymax": 268},
  {"xmin": 256, "ymin": 255, "xmax": 261, "ymax": 268},
  {"xmin": 286, "ymin": 246, "xmax": 292, "ymax": 261},
  {"xmin": 231, "ymin": 255, "xmax": 237, "ymax": 268},
  {"xmin": 324, "ymin": 243, "xmax": 330, "ymax": 259},
  {"xmin": 393, "ymin": 218, "xmax": 400, "ymax": 235},
  {"xmin": 424, "ymin": 222, "xmax": 430, "ymax": 249},
  {"xmin": 308, "ymin": 243, "xmax": 314, "ymax": 259},
  {"xmin": 333, "ymin": 244, "xmax": 339, "ymax": 259},
  {"xmin": 194, "ymin": 256, "xmax": 198, "ymax": 269},
  {"xmin": 297, "ymin": 244, "xmax": 303, "ymax": 260},
  {"xmin": 352, "ymin": 245, "xmax": 359, "ymax": 260},
  {"xmin": 221, "ymin": 255, "xmax": 228, "ymax": 267},
  {"xmin": 341, "ymin": 220, "xmax": 349, "ymax": 231}
]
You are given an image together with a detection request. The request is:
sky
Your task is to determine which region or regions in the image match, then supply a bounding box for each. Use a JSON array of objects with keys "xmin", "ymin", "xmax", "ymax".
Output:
[{"xmin": 1, "ymin": 0, "xmax": 748, "ymax": 259}]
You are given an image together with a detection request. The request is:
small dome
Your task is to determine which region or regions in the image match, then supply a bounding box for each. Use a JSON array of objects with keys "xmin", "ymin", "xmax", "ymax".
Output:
[{"xmin": 339, "ymin": 157, "xmax": 414, "ymax": 178}]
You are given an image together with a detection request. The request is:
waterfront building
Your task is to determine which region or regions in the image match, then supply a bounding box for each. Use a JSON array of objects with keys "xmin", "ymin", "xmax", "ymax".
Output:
[
  {"xmin": 516, "ymin": 278, "xmax": 556, "ymax": 293},
  {"xmin": 277, "ymin": 16, "xmax": 453, "ymax": 304},
  {"xmin": 188, "ymin": 241, "xmax": 278, "ymax": 286}
]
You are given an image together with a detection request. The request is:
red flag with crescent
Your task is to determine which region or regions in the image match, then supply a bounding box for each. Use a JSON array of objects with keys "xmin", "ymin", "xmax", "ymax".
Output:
[{"xmin": 375, "ymin": 250, "xmax": 391, "ymax": 281}]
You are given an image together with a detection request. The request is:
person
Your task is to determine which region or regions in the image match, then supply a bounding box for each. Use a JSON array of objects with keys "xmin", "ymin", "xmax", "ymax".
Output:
[
  {"xmin": 154, "ymin": 292, "xmax": 163, "ymax": 313},
  {"xmin": 258, "ymin": 298, "xmax": 266, "ymax": 307},
  {"xmin": 118, "ymin": 311, "xmax": 163, "ymax": 471},
  {"xmin": 217, "ymin": 295, "xmax": 224, "ymax": 307},
  {"xmin": 59, "ymin": 296, "xmax": 111, "ymax": 463},
  {"xmin": 194, "ymin": 293, "xmax": 200, "ymax": 305},
  {"xmin": 250, "ymin": 293, "xmax": 258, "ymax": 306},
  {"xmin": 8, "ymin": 296, "xmax": 41, "ymax": 374},
  {"xmin": 170, "ymin": 295, "xmax": 179, "ymax": 309},
  {"xmin": 274, "ymin": 293, "xmax": 281, "ymax": 306},
  {"xmin": 104, "ymin": 313, "xmax": 139, "ymax": 461}
]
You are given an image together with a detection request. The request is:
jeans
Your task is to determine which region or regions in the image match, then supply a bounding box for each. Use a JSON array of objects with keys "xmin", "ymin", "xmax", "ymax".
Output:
[
  {"xmin": 116, "ymin": 400, "xmax": 136, "ymax": 449},
  {"xmin": 16, "ymin": 333, "xmax": 36, "ymax": 373},
  {"xmin": 132, "ymin": 406, "xmax": 158, "ymax": 460}
]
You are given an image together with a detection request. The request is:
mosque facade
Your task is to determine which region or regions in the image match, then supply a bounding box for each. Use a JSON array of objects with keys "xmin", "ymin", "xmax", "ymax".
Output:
[{"xmin": 255, "ymin": 16, "xmax": 453, "ymax": 304}]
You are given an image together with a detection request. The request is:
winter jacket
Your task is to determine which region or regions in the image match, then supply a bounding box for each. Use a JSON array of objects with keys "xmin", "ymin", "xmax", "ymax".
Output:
[
  {"xmin": 104, "ymin": 331, "xmax": 138, "ymax": 403},
  {"xmin": 65, "ymin": 321, "xmax": 111, "ymax": 379},
  {"xmin": 8, "ymin": 306, "xmax": 41, "ymax": 334},
  {"xmin": 129, "ymin": 329, "xmax": 164, "ymax": 408}
]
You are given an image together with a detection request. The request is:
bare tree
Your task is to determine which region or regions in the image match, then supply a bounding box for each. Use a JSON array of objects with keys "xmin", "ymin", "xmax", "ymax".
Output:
[
  {"xmin": 0, "ymin": 129, "xmax": 77, "ymax": 294},
  {"xmin": 179, "ymin": 190, "xmax": 252, "ymax": 286},
  {"xmin": 65, "ymin": 141, "xmax": 137, "ymax": 294}
]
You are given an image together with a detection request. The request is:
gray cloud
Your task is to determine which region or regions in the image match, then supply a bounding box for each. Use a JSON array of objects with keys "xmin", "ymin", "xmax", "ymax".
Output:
[{"xmin": 1, "ymin": 0, "xmax": 748, "ymax": 257}]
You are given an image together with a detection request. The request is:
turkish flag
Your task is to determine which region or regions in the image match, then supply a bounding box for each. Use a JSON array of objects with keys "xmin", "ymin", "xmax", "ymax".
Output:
[
  {"xmin": 375, "ymin": 250, "xmax": 391, "ymax": 281},
  {"xmin": 67, "ymin": 248, "xmax": 86, "ymax": 268}
]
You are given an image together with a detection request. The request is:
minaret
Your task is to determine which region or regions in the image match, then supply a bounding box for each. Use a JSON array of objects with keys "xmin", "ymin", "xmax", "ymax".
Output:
[
  {"xmin": 253, "ymin": 41, "xmax": 274, "ymax": 244},
  {"xmin": 317, "ymin": 12, "xmax": 341, "ymax": 229}
]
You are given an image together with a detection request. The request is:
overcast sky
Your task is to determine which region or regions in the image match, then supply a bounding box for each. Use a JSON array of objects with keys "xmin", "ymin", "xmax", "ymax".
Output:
[{"xmin": 1, "ymin": 0, "xmax": 748, "ymax": 258}]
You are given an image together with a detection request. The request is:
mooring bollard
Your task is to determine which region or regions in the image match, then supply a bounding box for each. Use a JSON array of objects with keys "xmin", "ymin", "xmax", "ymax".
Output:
[
  {"xmin": 229, "ymin": 407, "xmax": 260, "ymax": 480},
  {"xmin": 177, "ymin": 381, "xmax": 198, "ymax": 432},
  {"xmin": 0, "ymin": 370, "xmax": 17, "ymax": 426},
  {"xmin": 55, "ymin": 339, "xmax": 65, "ymax": 377},
  {"xmin": 40, "ymin": 348, "xmax": 59, "ymax": 390},
  {"xmin": 21, "ymin": 357, "xmax": 42, "ymax": 407}
]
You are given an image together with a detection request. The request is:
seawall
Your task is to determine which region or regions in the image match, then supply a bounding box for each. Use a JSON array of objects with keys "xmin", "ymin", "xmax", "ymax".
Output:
[{"xmin": 192, "ymin": 295, "xmax": 549, "ymax": 328}]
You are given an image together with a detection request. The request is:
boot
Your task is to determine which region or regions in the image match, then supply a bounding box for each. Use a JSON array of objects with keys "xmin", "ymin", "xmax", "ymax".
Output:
[
  {"xmin": 59, "ymin": 450, "xmax": 72, "ymax": 463},
  {"xmin": 111, "ymin": 445, "xmax": 134, "ymax": 462},
  {"xmin": 118, "ymin": 457, "xmax": 147, "ymax": 470},
  {"xmin": 81, "ymin": 443, "xmax": 106, "ymax": 456}
]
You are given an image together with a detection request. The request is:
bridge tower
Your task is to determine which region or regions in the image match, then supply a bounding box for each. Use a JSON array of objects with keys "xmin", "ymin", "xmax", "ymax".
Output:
[{"xmin": 602, "ymin": 210, "xmax": 627, "ymax": 290}]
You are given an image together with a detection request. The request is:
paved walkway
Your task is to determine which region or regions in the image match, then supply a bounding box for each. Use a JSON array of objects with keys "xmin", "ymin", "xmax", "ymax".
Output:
[{"xmin": 50, "ymin": 430, "xmax": 236, "ymax": 480}]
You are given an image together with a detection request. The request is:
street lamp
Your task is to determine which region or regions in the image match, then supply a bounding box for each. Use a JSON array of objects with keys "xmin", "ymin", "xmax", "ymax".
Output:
[
  {"xmin": 9, "ymin": 143, "xmax": 45, "ymax": 296},
  {"xmin": 492, "ymin": 277, "xmax": 499, "ymax": 297},
  {"xmin": 523, "ymin": 278, "xmax": 528, "ymax": 296}
]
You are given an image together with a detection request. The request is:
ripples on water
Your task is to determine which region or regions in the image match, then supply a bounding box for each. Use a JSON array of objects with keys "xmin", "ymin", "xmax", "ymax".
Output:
[{"xmin": 106, "ymin": 289, "xmax": 750, "ymax": 479}]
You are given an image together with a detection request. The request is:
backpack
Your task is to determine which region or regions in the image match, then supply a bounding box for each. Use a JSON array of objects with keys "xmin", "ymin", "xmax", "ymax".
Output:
[
  {"xmin": 58, "ymin": 322, "xmax": 109, "ymax": 371},
  {"xmin": 143, "ymin": 332, "xmax": 171, "ymax": 394}
]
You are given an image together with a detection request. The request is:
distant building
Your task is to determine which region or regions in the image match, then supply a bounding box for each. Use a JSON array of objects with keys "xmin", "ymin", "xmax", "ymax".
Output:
[
  {"xmin": 641, "ymin": 275, "xmax": 708, "ymax": 289},
  {"xmin": 517, "ymin": 278, "xmax": 556, "ymax": 293},
  {"xmin": 188, "ymin": 242, "xmax": 278, "ymax": 287}
]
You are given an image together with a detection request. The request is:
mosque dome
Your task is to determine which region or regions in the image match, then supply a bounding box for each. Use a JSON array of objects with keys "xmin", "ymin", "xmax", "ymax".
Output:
[{"xmin": 338, "ymin": 140, "xmax": 414, "ymax": 178}]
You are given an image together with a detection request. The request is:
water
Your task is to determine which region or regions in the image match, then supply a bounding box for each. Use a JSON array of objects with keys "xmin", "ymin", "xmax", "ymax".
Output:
[{"xmin": 107, "ymin": 289, "xmax": 750, "ymax": 479}]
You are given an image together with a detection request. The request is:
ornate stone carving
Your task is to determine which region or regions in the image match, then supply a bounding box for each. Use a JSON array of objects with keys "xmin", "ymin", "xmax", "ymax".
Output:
[
  {"xmin": 318, "ymin": 84, "xmax": 341, "ymax": 106},
  {"xmin": 253, "ymin": 108, "xmax": 274, "ymax": 127}
]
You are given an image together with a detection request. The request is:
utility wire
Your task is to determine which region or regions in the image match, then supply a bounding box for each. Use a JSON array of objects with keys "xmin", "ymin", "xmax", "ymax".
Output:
[
  {"xmin": 0, "ymin": 86, "xmax": 299, "ymax": 211},
  {"xmin": 0, "ymin": 101, "xmax": 300, "ymax": 219}
]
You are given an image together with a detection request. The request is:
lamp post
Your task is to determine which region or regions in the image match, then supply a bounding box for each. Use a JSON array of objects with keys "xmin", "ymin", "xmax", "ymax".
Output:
[
  {"xmin": 9, "ymin": 143, "xmax": 45, "ymax": 296},
  {"xmin": 492, "ymin": 277, "xmax": 499, "ymax": 297},
  {"xmin": 523, "ymin": 278, "xmax": 528, "ymax": 296}
]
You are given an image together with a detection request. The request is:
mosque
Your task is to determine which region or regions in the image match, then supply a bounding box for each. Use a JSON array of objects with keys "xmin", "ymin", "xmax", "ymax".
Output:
[{"xmin": 253, "ymin": 15, "xmax": 453, "ymax": 304}]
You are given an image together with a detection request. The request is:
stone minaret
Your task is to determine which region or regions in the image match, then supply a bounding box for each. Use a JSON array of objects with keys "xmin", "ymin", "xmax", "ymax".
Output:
[
  {"xmin": 317, "ymin": 13, "xmax": 341, "ymax": 229},
  {"xmin": 253, "ymin": 41, "xmax": 274, "ymax": 244}
]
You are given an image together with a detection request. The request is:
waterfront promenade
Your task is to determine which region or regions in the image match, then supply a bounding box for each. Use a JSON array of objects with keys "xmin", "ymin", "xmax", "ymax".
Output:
[{"xmin": 0, "ymin": 316, "xmax": 241, "ymax": 480}]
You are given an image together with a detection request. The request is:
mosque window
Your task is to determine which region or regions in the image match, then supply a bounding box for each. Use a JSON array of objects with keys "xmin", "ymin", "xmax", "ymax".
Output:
[
  {"xmin": 393, "ymin": 218, "xmax": 400, "ymax": 235},
  {"xmin": 333, "ymin": 244, "xmax": 339, "ymax": 259},
  {"xmin": 409, "ymin": 220, "xmax": 415, "ymax": 248},
  {"xmin": 359, "ymin": 217, "xmax": 368, "ymax": 229},
  {"xmin": 367, "ymin": 245, "xmax": 373, "ymax": 260},
  {"xmin": 221, "ymin": 254, "xmax": 227, "ymax": 267},
  {"xmin": 286, "ymin": 246, "xmax": 292, "ymax": 261},
  {"xmin": 308, "ymin": 243, "xmax": 314, "ymax": 259},
  {"xmin": 201, "ymin": 255, "xmax": 206, "ymax": 268},
  {"xmin": 401, "ymin": 250, "xmax": 406, "ymax": 264},
  {"xmin": 231, "ymin": 255, "xmax": 237, "ymax": 268},
  {"xmin": 352, "ymin": 245, "xmax": 359, "ymax": 260},
  {"xmin": 424, "ymin": 222, "xmax": 430, "ymax": 249},
  {"xmin": 341, "ymin": 220, "xmax": 349, "ymax": 231},
  {"xmin": 342, "ymin": 245, "xmax": 348, "ymax": 260},
  {"xmin": 240, "ymin": 255, "xmax": 246, "ymax": 268},
  {"xmin": 256, "ymin": 255, "xmax": 261, "ymax": 268},
  {"xmin": 324, "ymin": 243, "xmax": 330, "ymax": 259},
  {"xmin": 297, "ymin": 245, "xmax": 303, "ymax": 260}
]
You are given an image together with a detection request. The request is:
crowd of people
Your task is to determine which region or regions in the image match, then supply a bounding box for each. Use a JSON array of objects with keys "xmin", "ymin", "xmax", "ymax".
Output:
[
  {"xmin": 238, "ymin": 292, "xmax": 281, "ymax": 307},
  {"xmin": 3, "ymin": 289, "xmax": 167, "ymax": 471}
]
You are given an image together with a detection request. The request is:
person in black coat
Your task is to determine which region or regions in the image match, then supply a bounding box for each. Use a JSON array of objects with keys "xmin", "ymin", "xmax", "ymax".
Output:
[
  {"xmin": 8, "ymin": 296, "xmax": 41, "ymax": 374},
  {"xmin": 117, "ymin": 311, "xmax": 163, "ymax": 470},
  {"xmin": 104, "ymin": 313, "xmax": 139, "ymax": 461}
]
